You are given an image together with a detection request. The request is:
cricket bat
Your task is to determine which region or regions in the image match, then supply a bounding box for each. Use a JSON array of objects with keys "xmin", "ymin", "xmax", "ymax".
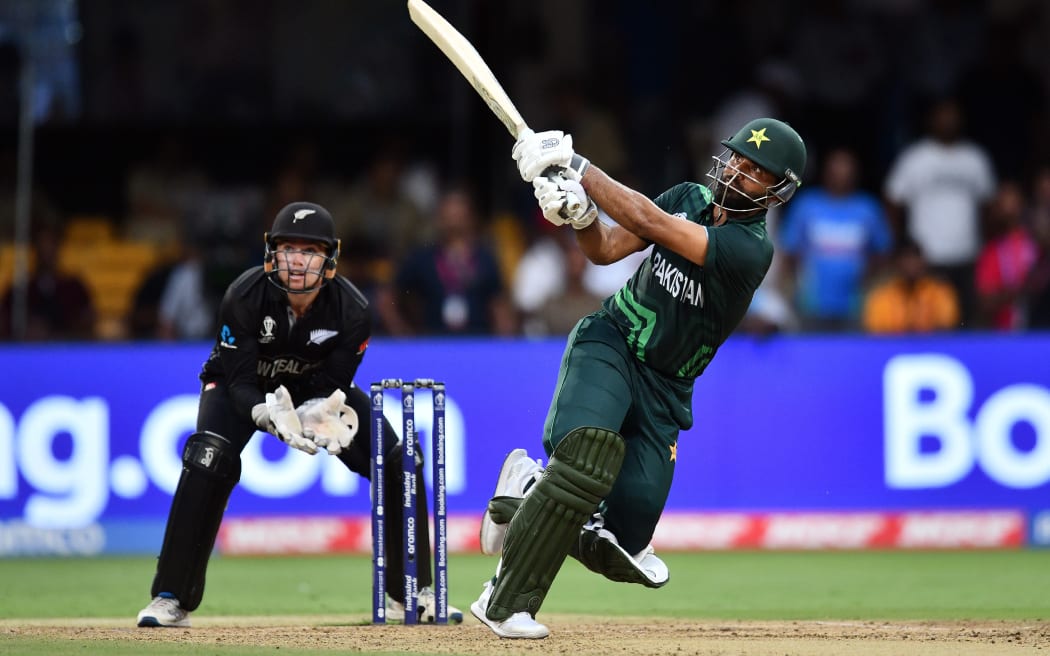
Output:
[
  {"xmin": 407, "ymin": 0, "xmax": 526, "ymax": 138},
  {"xmin": 407, "ymin": 0, "xmax": 582, "ymax": 216}
]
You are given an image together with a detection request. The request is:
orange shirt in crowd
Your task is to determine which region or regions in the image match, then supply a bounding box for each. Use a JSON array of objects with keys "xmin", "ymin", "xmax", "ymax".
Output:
[{"xmin": 862, "ymin": 276, "xmax": 960, "ymax": 333}]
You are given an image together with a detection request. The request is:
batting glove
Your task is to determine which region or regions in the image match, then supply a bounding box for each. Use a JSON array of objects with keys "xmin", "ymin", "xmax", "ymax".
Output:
[
  {"xmin": 513, "ymin": 129, "xmax": 590, "ymax": 183},
  {"xmin": 533, "ymin": 169, "xmax": 598, "ymax": 230}
]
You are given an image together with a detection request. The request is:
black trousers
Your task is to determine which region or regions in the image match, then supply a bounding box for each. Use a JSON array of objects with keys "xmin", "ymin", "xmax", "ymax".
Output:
[{"xmin": 149, "ymin": 382, "xmax": 432, "ymax": 610}]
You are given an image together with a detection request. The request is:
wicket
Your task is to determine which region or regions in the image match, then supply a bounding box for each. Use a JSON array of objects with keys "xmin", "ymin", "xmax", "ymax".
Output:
[{"xmin": 369, "ymin": 378, "xmax": 448, "ymax": 625}]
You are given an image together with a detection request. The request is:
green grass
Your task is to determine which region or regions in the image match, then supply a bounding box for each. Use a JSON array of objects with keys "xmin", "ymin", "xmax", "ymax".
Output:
[
  {"xmin": 4, "ymin": 551, "xmax": 1048, "ymax": 655},
  {"xmin": 1, "ymin": 550, "xmax": 1048, "ymax": 622}
]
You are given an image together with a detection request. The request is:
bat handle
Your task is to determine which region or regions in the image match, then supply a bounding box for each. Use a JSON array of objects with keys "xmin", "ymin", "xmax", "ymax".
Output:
[
  {"xmin": 539, "ymin": 165, "xmax": 584, "ymax": 217},
  {"xmin": 564, "ymin": 192, "xmax": 583, "ymax": 215}
]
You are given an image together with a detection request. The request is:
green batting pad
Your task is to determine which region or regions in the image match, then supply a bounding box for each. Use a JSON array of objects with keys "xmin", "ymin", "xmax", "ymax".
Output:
[{"xmin": 485, "ymin": 426, "xmax": 625, "ymax": 621}]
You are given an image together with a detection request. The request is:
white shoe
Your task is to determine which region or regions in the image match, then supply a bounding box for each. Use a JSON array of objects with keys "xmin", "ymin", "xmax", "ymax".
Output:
[
  {"xmin": 479, "ymin": 449, "xmax": 543, "ymax": 556},
  {"xmin": 583, "ymin": 527, "xmax": 670, "ymax": 588},
  {"xmin": 470, "ymin": 579, "xmax": 549, "ymax": 639},
  {"xmin": 386, "ymin": 586, "xmax": 464, "ymax": 624},
  {"xmin": 136, "ymin": 594, "xmax": 191, "ymax": 628},
  {"xmin": 632, "ymin": 544, "xmax": 670, "ymax": 585}
]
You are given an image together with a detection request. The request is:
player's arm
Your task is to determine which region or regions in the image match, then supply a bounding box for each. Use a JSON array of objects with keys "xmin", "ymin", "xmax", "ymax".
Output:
[
  {"xmin": 311, "ymin": 325, "xmax": 368, "ymax": 397},
  {"xmin": 571, "ymin": 205, "xmax": 648, "ymax": 265},
  {"xmin": 215, "ymin": 295, "xmax": 266, "ymax": 419},
  {"xmin": 581, "ymin": 165, "xmax": 712, "ymax": 266},
  {"xmin": 513, "ymin": 130, "xmax": 712, "ymax": 266}
]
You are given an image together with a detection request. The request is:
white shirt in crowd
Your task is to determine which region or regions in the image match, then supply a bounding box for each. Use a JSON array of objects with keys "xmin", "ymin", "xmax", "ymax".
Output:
[{"xmin": 884, "ymin": 137, "xmax": 996, "ymax": 266}]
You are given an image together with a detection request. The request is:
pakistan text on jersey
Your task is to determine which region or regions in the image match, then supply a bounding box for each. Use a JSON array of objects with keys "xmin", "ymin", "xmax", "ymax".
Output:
[
  {"xmin": 651, "ymin": 251, "xmax": 703, "ymax": 308},
  {"xmin": 257, "ymin": 358, "xmax": 322, "ymax": 378}
]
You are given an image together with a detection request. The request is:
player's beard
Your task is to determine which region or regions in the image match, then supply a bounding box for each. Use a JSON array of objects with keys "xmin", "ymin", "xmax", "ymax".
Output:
[
  {"xmin": 706, "ymin": 155, "xmax": 764, "ymax": 214},
  {"xmin": 711, "ymin": 174, "xmax": 762, "ymax": 213}
]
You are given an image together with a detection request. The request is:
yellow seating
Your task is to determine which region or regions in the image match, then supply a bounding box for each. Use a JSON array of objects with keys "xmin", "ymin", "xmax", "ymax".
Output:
[
  {"xmin": 4, "ymin": 216, "xmax": 170, "ymax": 340},
  {"xmin": 489, "ymin": 212, "xmax": 527, "ymax": 289},
  {"xmin": 74, "ymin": 240, "xmax": 163, "ymax": 339},
  {"xmin": 64, "ymin": 216, "xmax": 116, "ymax": 244},
  {"xmin": 56, "ymin": 219, "xmax": 165, "ymax": 339},
  {"xmin": 0, "ymin": 242, "xmax": 34, "ymax": 299}
]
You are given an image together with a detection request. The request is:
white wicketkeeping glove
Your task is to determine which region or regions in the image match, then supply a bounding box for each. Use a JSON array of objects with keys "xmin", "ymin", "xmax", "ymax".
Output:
[
  {"xmin": 512, "ymin": 128, "xmax": 590, "ymax": 182},
  {"xmin": 251, "ymin": 384, "xmax": 318, "ymax": 455},
  {"xmin": 533, "ymin": 169, "xmax": 598, "ymax": 230},
  {"xmin": 295, "ymin": 389, "xmax": 359, "ymax": 455}
]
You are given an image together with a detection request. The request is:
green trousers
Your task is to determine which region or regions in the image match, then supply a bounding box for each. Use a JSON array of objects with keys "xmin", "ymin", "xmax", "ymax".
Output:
[{"xmin": 542, "ymin": 311, "xmax": 694, "ymax": 555}]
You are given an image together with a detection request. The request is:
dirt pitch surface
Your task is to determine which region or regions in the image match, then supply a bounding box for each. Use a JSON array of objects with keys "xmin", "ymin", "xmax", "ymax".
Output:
[{"xmin": 4, "ymin": 615, "xmax": 1049, "ymax": 655}]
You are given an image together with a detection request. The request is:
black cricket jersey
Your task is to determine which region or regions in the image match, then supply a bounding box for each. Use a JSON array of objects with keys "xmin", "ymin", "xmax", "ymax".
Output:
[{"xmin": 199, "ymin": 266, "xmax": 371, "ymax": 420}]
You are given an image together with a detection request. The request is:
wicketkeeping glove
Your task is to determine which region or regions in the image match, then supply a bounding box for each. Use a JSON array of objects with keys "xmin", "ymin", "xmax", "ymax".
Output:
[
  {"xmin": 295, "ymin": 389, "xmax": 359, "ymax": 455},
  {"xmin": 251, "ymin": 385, "xmax": 318, "ymax": 455}
]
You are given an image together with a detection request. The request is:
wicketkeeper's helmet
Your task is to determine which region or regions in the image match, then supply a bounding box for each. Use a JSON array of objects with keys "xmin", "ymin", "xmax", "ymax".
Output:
[{"xmin": 263, "ymin": 201, "xmax": 341, "ymax": 293}]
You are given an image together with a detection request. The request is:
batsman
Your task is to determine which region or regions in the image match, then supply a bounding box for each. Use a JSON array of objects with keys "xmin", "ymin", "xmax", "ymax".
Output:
[{"xmin": 472, "ymin": 118, "xmax": 807, "ymax": 638}]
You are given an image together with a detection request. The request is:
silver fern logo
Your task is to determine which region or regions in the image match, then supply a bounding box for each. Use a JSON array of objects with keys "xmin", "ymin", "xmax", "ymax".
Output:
[{"xmin": 308, "ymin": 329, "xmax": 338, "ymax": 345}]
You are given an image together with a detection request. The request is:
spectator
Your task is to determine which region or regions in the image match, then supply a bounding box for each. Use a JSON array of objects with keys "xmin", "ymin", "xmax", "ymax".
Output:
[
  {"xmin": 0, "ymin": 222, "xmax": 95, "ymax": 341},
  {"xmin": 128, "ymin": 260, "xmax": 177, "ymax": 340},
  {"xmin": 338, "ymin": 235, "xmax": 394, "ymax": 336},
  {"xmin": 155, "ymin": 242, "xmax": 214, "ymax": 341},
  {"xmin": 1027, "ymin": 233, "xmax": 1050, "ymax": 330},
  {"xmin": 862, "ymin": 237, "xmax": 959, "ymax": 334},
  {"xmin": 884, "ymin": 98, "xmax": 996, "ymax": 327},
  {"xmin": 975, "ymin": 182, "xmax": 1038, "ymax": 331},
  {"xmin": 740, "ymin": 278, "xmax": 797, "ymax": 337},
  {"xmin": 523, "ymin": 230, "xmax": 604, "ymax": 337},
  {"xmin": 511, "ymin": 221, "xmax": 565, "ymax": 324},
  {"xmin": 546, "ymin": 75, "xmax": 629, "ymax": 180},
  {"xmin": 1027, "ymin": 168, "xmax": 1050, "ymax": 328},
  {"xmin": 156, "ymin": 216, "xmax": 253, "ymax": 341},
  {"xmin": 331, "ymin": 144, "xmax": 427, "ymax": 266},
  {"xmin": 780, "ymin": 147, "xmax": 892, "ymax": 331},
  {"xmin": 383, "ymin": 187, "xmax": 515, "ymax": 336},
  {"xmin": 1028, "ymin": 166, "xmax": 1050, "ymax": 249}
]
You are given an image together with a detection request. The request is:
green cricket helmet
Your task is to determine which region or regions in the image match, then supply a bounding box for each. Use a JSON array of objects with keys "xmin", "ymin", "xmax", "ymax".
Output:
[
  {"xmin": 709, "ymin": 118, "xmax": 807, "ymax": 212},
  {"xmin": 263, "ymin": 201, "xmax": 341, "ymax": 293}
]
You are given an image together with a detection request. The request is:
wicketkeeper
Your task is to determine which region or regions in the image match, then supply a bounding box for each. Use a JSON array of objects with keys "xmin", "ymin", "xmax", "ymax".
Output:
[
  {"xmin": 136, "ymin": 202, "xmax": 462, "ymax": 627},
  {"xmin": 472, "ymin": 118, "xmax": 807, "ymax": 638}
]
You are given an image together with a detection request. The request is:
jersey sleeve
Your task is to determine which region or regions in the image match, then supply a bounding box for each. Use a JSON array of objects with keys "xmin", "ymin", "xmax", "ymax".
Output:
[
  {"xmin": 215, "ymin": 286, "xmax": 265, "ymax": 418},
  {"xmin": 652, "ymin": 183, "xmax": 693, "ymax": 214},
  {"xmin": 705, "ymin": 222, "xmax": 773, "ymax": 292}
]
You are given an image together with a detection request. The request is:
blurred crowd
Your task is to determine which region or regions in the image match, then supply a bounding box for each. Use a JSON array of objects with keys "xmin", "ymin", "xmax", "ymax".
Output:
[{"xmin": 2, "ymin": 0, "xmax": 1050, "ymax": 341}]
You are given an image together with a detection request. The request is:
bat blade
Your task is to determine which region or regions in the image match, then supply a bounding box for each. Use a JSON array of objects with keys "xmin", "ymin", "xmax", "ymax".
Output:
[{"xmin": 407, "ymin": 0, "xmax": 527, "ymax": 138}]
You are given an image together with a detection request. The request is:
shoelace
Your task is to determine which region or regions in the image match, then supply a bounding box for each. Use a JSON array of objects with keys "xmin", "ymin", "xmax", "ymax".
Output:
[{"xmin": 149, "ymin": 598, "xmax": 181, "ymax": 614}]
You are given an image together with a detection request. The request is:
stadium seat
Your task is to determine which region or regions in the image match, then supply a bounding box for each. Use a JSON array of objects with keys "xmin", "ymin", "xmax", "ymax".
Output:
[
  {"xmin": 0, "ymin": 242, "xmax": 35, "ymax": 299},
  {"xmin": 64, "ymin": 216, "xmax": 116, "ymax": 244},
  {"xmin": 489, "ymin": 212, "xmax": 527, "ymax": 289}
]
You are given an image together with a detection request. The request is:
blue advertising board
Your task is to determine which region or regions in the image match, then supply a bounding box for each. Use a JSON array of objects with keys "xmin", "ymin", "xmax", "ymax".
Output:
[{"xmin": 1, "ymin": 334, "xmax": 1048, "ymax": 554}]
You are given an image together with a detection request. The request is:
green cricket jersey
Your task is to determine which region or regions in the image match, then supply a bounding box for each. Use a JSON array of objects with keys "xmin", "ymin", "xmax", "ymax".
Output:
[{"xmin": 603, "ymin": 182, "xmax": 773, "ymax": 380}]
